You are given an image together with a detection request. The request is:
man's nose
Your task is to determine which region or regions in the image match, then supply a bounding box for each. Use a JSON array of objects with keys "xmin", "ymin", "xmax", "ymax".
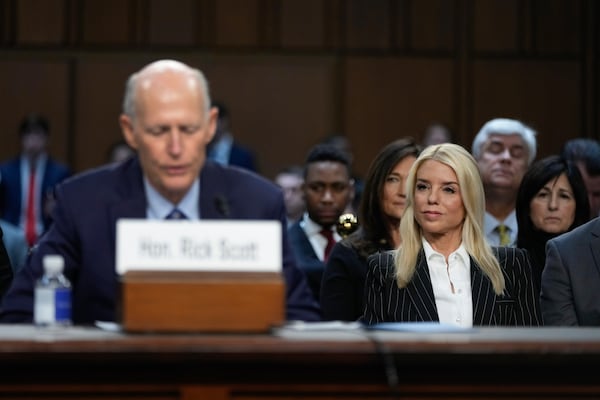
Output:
[
  {"xmin": 499, "ymin": 147, "xmax": 511, "ymax": 159},
  {"xmin": 167, "ymin": 130, "xmax": 183, "ymax": 154},
  {"xmin": 322, "ymin": 189, "xmax": 333, "ymax": 200}
]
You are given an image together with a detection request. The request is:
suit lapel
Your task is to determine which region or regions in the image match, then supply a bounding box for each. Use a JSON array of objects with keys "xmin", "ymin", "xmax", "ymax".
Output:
[
  {"xmin": 288, "ymin": 222, "xmax": 319, "ymax": 263},
  {"xmin": 470, "ymin": 256, "xmax": 497, "ymax": 325},
  {"xmin": 200, "ymin": 161, "xmax": 230, "ymax": 219},
  {"xmin": 107, "ymin": 159, "xmax": 147, "ymax": 245},
  {"xmin": 590, "ymin": 220, "xmax": 600, "ymax": 278},
  {"xmin": 406, "ymin": 251, "xmax": 439, "ymax": 322}
]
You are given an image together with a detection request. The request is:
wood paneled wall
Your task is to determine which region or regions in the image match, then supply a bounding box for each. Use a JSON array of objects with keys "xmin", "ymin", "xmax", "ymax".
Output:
[{"xmin": 0, "ymin": 0, "xmax": 596, "ymax": 180}]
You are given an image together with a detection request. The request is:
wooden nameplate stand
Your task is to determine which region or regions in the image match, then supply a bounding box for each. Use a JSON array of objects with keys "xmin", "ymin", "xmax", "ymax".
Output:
[{"xmin": 121, "ymin": 270, "xmax": 285, "ymax": 333}]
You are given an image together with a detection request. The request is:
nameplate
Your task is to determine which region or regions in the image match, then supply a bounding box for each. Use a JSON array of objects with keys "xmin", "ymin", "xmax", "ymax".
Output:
[{"xmin": 116, "ymin": 219, "xmax": 282, "ymax": 275}]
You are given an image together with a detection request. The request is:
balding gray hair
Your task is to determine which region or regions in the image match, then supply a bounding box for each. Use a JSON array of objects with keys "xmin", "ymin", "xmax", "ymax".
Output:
[{"xmin": 121, "ymin": 60, "xmax": 212, "ymax": 122}]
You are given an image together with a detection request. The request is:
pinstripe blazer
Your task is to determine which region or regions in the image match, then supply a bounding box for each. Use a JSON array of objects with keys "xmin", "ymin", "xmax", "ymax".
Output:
[{"xmin": 362, "ymin": 246, "xmax": 542, "ymax": 326}]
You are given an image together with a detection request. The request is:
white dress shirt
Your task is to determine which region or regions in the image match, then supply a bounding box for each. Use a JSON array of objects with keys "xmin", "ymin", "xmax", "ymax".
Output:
[
  {"xmin": 144, "ymin": 177, "xmax": 200, "ymax": 220},
  {"xmin": 423, "ymin": 239, "xmax": 473, "ymax": 327},
  {"xmin": 299, "ymin": 213, "xmax": 340, "ymax": 261}
]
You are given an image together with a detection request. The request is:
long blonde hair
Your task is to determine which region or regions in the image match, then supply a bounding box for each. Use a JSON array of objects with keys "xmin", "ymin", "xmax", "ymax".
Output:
[{"xmin": 394, "ymin": 143, "xmax": 505, "ymax": 294}]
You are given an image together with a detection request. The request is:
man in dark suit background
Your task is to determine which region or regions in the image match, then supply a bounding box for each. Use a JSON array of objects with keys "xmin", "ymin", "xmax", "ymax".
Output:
[
  {"xmin": 0, "ymin": 114, "xmax": 71, "ymax": 247},
  {"xmin": 0, "ymin": 219, "xmax": 27, "ymax": 274},
  {"xmin": 561, "ymin": 138, "xmax": 600, "ymax": 220},
  {"xmin": 0, "ymin": 226, "xmax": 14, "ymax": 299},
  {"xmin": 0, "ymin": 59, "xmax": 320, "ymax": 324},
  {"xmin": 288, "ymin": 144, "xmax": 354, "ymax": 303},
  {"xmin": 207, "ymin": 101, "xmax": 257, "ymax": 172},
  {"xmin": 541, "ymin": 216, "xmax": 600, "ymax": 325}
]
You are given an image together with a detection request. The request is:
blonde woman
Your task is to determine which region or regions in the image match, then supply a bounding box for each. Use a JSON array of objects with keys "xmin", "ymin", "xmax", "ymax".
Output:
[{"xmin": 362, "ymin": 143, "xmax": 541, "ymax": 326}]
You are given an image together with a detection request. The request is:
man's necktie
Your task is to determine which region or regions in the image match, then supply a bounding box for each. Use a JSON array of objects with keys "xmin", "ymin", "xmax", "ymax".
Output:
[
  {"xmin": 497, "ymin": 224, "xmax": 511, "ymax": 246},
  {"xmin": 166, "ymin": 209, "xmax": 187, "ymax": 220},
  {"xmin": 320, "ymin": 228, "xmax": 336, "ymax": 261},
  {"xmin": 25, "ymin": 168, "xmax": 37, "ymax": 247}
]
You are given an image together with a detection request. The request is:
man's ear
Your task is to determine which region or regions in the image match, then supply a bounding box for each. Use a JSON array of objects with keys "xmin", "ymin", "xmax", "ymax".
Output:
[
  {"xmin": 119, "ymin": 114, "xmax": 138, "ymax": 150},
  {"xmin": 205, "ymin": 107, "xmax": 219, "ymax": 144}
]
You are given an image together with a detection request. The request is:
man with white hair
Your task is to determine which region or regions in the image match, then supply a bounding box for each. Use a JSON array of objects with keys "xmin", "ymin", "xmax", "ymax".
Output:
[{"xmin": 472, "ymin": 118, "xmax": 537, "ymax": 246}]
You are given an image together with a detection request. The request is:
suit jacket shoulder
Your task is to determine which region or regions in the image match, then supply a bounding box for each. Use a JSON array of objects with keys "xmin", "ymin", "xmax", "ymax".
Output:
[
  {"xmin": 320, "ymin": 240, "xmax": 369, "ymax": 321},
  {"xmin": 229, "ymin": 143, "xmax": 257, "ymax": 172},
  {"xmin": 549, "ymin": 216, "xmax": 600, "ymax": 250},
  {"xmin": 541, "ymin": 217, "xmax": 600, "ymax": 326},
  {"xmin": 199, "ymin": 162, "xmax": 280, "ymax": 219},
  {"xmin": 366, "ymin": 250, "xmax": 396, "ymax": 283},
  {"xmin": 43, "ymin": 157, "xmax": 71, "ymax": 184},
  {"xmin": 489, "ymin": 246, "xmax": 542, "ymax": 326}
]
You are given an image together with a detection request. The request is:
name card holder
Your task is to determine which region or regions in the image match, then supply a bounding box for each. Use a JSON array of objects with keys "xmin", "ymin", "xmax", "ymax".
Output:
[{"xmin": 121, "ymin": 270, "xmax": 285, "ymax": 333}]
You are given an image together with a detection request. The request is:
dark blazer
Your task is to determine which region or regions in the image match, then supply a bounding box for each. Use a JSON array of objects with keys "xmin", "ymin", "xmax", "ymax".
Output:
[
  {"xmin": 0, "ymin": 226, "xmax": 14, "ymax": 300},
  {"xmin": 541, "ymin": 217, "xmax": 600, "ymax": 326},
  {"xmin": 362, "ymin": 246, "xmax": 542, "ymax": 326},
  {"xmin": 0, "ymin": 156, "xmax": 71, "ymax": 230},
  {"xmin": 229, "ymin": 143, "xmax": 257, "ymax": 172},
  {"xmin": 288, "ymin": 221, "xmax": 326, "ymax": 303},
  {"xmin": 0, "ymin": 219, "xmax": 28, "ymax": 273},
  {"xmin": 0, "ymin": 157, "xmax": 320, "ymax": 324},
  {"xmin": 320, "ymin": 241, "xmax": 375, "ymax": 321}
]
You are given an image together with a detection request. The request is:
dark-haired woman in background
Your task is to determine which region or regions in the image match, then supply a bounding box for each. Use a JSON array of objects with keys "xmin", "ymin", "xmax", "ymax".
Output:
[
  {"xmin": 320, "ymin": 138, "xmax": 420, "ymax": 321},
  {"xmin": 516, "ymin": 155, "xmax": 589, "ymax": 295}
]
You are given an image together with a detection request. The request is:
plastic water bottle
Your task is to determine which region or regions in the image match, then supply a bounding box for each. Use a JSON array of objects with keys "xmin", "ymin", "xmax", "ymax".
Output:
[{"xmin": 34, "ymin": 254, "xmax": 72, "ymax": 326}]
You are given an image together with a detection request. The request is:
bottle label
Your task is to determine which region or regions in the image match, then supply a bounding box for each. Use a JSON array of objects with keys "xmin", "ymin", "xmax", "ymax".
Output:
[
  {"xmin": 54, "ymin": 287, "xmax": 71, "ymax": 323},
  {"xmin": 34, "ymin": 287, "xmax": 55, "ymax": 325},
  {"xmin": 34, "ymin": 287, "xmax": 71, "ymax": 325}
]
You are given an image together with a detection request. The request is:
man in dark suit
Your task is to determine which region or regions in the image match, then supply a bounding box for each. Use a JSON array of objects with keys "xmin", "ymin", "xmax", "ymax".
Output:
[
  {"xmin": 207, "ymin": 101, "xmax": 257, "ymax": 172},
  {"xmin": 561, "ymin": 138, "xmax": 600, "ymax": 219},
  {"xmin": 0, "ymin": 226, "xmax": 14, "ymax": 299},
  {"xmin": 288, "ymin": 144, "xmax": 354, "ymax": 302},
  {"xmin": 541, "ymin": 217, "xmax": 600, "ymax": 325},
  {"xmin": 0, "ymin": 59, "xmax": 319, "ymax": 324},
  {"xmin": 0, "ymin": 219, "xmax": 27, "ymax": 273},
  {"xmin": 471, "ymin": 118, "xmax": 537, "ymax": 247},
  {"xmin": 0, "ymin": 114, "xmax": 71, "ymax": 247}
]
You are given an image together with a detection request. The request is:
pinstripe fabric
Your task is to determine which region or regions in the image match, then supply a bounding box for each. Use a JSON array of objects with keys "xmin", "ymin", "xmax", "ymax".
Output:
[{"xmin": 361, "ymin": 246, "xmax": 542, "ymax": 326}]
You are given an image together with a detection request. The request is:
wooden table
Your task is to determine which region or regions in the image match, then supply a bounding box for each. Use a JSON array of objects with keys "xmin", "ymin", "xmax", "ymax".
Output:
[{"xmin": 0, "ymin": 324, "xmax": 599, "ymax": 399}]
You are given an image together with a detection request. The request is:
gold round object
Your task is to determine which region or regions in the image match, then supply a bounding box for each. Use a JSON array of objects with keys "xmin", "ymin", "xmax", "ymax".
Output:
[{"xmin": 337, "ymin": 213, "xmax": 359, "ymax": 238}]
